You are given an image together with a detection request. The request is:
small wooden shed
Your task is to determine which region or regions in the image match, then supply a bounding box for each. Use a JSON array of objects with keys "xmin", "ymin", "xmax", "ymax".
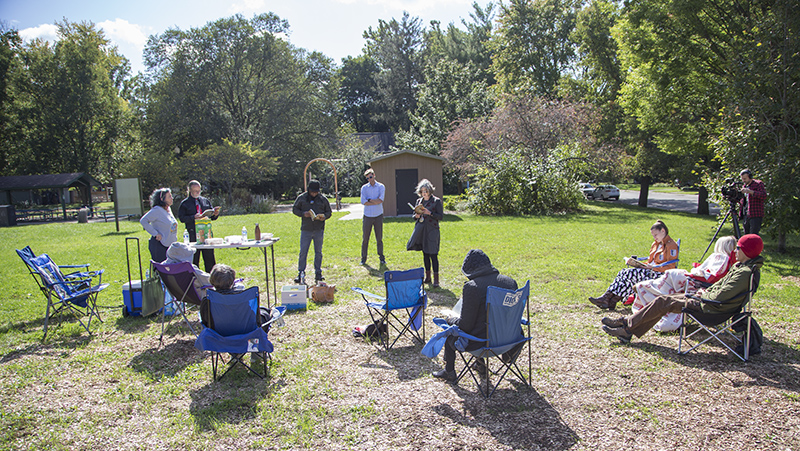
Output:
[{"xmin": 368, "ymin": 149, "xmax": 444, "ymax": 217}]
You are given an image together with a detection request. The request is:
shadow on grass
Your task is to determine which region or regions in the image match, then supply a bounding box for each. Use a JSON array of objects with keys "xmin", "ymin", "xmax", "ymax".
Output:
[
  {"xmin": 625, "ymin": 336, "xmax": 800, "ymax": 392},
  {"xmin": 0, "ymin": 332, "xmax": 93, "ymax": 364},
  {"xmin": 189, "ymin": 364, "xmax": 283, "ymax": 431},
  {"xmin": 435, "ymin": 382, "xmax": 578, "ymax": 450},
  {"xmin": 128, "ymin": 338, "xmax": 204, "ymax": 380}
]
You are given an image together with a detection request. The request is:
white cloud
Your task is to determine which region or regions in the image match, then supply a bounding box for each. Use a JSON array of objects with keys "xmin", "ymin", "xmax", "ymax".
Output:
[
  {"xmin": 98, "ymin": 18, "xmax": 149, "ymax": 48},
  {"xmin": 18, "ymin": 23, "xmax": 59, "ymax": 42}
]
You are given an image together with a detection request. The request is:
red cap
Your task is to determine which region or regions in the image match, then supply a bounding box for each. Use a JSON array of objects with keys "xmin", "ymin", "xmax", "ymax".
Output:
[{"xmin": 737, "ymin": 234, "xmax": 763, "ymax": 259}]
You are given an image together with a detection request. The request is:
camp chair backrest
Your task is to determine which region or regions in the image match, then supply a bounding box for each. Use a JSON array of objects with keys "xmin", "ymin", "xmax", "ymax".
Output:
[
  {"xmin": 151, "ymin": 261, "xmax": 203, "ymax": 305},
  {"xmin": 29, "ymin": 254, "xmax": 74, "ymax": 300},
  {"xmin": 385, "ymin": 267, "xmax": 425, "ymax": 310},
  {"xmin": 205, "ymin": 287, "xmax": 260, "ymax": 337},
  {"xmin": 486, "ymin": 281, "xmax": 530, "ymax": 351}
]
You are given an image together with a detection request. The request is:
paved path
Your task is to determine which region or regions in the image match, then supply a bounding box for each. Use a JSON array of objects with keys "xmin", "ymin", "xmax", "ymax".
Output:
[{"xmin": 596, "ymin": 189, "xmax": 721, "ymax": 216}]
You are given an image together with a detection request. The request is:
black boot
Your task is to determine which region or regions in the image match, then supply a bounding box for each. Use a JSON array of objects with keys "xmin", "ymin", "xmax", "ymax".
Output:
[
  {"xmin": 589, "ymin": 291, "xmax": 614, "ymax": 309},
  {"xmin": 424, "ymin": 270, "xmax": 432, "ymax": 284}
]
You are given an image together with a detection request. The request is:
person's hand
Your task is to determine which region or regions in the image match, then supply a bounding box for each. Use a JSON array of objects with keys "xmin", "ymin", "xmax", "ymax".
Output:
[
  {"xmin": 414, "ymin": 213, "xmax": 420, "ymax": 219},
  {"xmin": 315, "ymin": 214, "xmax": 326, "ymax": 221},
  {"xmin": 304, "ymin": 211, "xmax": 313, "ymax": 218},
  {"xmin": 155, "ymin": 234, "xmax": 162, "ymax": 241},
  {"xmin": 194, "ymin": 212, "xmax": 203, "ymax": 219},
  {"xmin": 422, "ymin": 207, "xmax": 431, "ymax": 215},
  {"xmin": 445, "ymin": 316, "xmax": 459, "ymax": 326},
  {"xmin": 741, "ymin": 187, "xmax": 753, "ymax": 195}
]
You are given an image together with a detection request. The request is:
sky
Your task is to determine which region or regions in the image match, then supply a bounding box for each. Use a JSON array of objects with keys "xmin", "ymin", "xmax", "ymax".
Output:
[{"xmin": 1, "ymin": 0, "xmax": 488, "ymax": 75}]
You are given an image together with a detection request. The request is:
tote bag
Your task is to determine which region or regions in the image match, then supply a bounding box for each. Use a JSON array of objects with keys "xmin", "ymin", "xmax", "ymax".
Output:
[{"xmin": 141, "ymin": 264, "xmax": 165, "ymax": 317}]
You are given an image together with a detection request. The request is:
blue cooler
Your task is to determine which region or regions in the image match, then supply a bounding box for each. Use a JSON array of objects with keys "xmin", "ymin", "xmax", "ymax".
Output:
[{"xmin": 122, "ymin": 280, "xmax": 143, "ymax": 317}]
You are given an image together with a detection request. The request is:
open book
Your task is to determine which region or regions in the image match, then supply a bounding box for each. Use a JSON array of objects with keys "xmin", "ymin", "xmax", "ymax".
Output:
[
  {"xmin": 201, "ymin": 206, "xmax": 221, "ymax": 217},
  {"xmin": 624, "ymin": 257, "xmax": 649, "ymax": 269}
]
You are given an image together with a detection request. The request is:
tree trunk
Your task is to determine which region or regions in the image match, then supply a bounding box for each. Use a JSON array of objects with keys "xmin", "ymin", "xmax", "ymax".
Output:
[
  {"xmin": 697, "ymin": 186, "xmax": 709, "ymax": 215},
  {"xmin": 638, "ymin": 176, "xmax": 650, "ymax": 208},
  {"xmin": 778, "ymin": 232, "xmax": 786, "ymax": 253}
]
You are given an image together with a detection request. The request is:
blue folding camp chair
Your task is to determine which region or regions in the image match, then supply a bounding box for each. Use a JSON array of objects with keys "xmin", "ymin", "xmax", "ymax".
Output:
[
  {"xmin": 151, "ymin": 260, "xmax": 208, "ymax": 343},
  {"xmin": 194, "ymin": 287, "xmax": 286, "ymax": 381},
  {"xmin": 429, "ymin": 281, "xmax": 532, "ymax": 398},
  {"xmin": 17, "ymin": 245, "xmax": 104, "ymax": 287},
  {"xmin": 679, "ymin": 269, "xmax": 760, "ymax": 361},
  {"xmin": 352, "ymin": 267, "xmax": 427, "ymax": 351},
  {"xmin": 22, "ymin": 253, "xmax": 108, "ymax": 339}
]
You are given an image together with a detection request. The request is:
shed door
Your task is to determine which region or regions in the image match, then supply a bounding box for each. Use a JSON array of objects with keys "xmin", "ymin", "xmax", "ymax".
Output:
[{"xmin": 395, "ymin": 169, "xmax": 418, "ymax": 215}]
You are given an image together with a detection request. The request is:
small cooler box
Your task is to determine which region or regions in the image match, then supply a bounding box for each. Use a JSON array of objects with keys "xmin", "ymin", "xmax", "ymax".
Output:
[
  {"xmin": 281, "ymin": 285, "xmax": 307, "ymax": 311},
  {"xmin": 122, "ymin": 280, "xmax": 143, "ymax": 317}
]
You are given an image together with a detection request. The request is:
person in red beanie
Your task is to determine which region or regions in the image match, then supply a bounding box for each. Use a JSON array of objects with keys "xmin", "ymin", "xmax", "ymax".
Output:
[{"xmin": 601, "ymin": 234, "xmax": 764, "ymax": 343}]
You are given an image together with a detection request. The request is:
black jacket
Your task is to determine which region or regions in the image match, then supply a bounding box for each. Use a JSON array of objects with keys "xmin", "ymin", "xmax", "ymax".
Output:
[
  {"xmin": 178, "ymin": 196, "xmax": 218, "ymax": 240},
  {"xmin": 292, "ymin": 192, "xmax": 332, "ymax": 231},
  {"xmin": 456, "ymin": 249, "xmax": 518, "ymax": 340}
]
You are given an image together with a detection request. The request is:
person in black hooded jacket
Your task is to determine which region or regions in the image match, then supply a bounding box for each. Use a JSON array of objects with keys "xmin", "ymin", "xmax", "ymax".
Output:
[{"xmin": 433, "ymin": 249, "xmax": 521, "ymax": 381}]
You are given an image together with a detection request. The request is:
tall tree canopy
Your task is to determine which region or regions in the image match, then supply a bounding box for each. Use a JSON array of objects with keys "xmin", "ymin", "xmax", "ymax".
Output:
[
  {"xmin": 491, "ymin": 0, "xmax": 581, "ymax": 96},
  {"xmin": 363, "ymin": 12, "xmax": 425, "ymax": 132},
  {"xmin": 614, "ymin": 0, "xmax": 800, "ymax": 244},
  {"xmin": 1, "ymin": 21, "xmax": 129, "ymax": 181},
  {"xmin": 144, "ymin": 13, "xmax": 339, "ymax": 194}
]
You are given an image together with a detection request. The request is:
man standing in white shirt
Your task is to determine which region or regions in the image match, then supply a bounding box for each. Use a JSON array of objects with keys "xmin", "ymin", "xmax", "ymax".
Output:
[{"xmin": 360, "ymin": 168, "xmax": 385, "ymax": 266}]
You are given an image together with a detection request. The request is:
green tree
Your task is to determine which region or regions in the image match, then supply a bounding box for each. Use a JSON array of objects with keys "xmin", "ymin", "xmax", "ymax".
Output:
[
  {"xmin": 337, "ymin": 55, "xmax": 388, "ymax": 132},
  {"xmin": 425, "ymin": 2, "xmax": 497, "ymax": 86},
  {"xmin": 396, "ymin": 59, "xmax": 494, "ymax": 155},
  {"xmin": 491, "ymin": 0, "xmax": 581, "ymax": 96},
  {"xmin": 182, "ymin": 141, "xmax": 278, "ymax": 206},
  {"xmin": 0, "ymin": 27, "xmax": 22, "ymax": 173},
  {"xmin": 363, "ymin": 12, "xmax": 425, "ymax": 132},
  {"xmin": 614, "ymin": 0, "xmax": 800, "ymax": 233},
  {"xmin": 144, "ymin": 13, "xmax": 339, "ymax": 194},
  {"xmin": 3, "ymin": 21, "xmax": 130, "ymax": 181}
]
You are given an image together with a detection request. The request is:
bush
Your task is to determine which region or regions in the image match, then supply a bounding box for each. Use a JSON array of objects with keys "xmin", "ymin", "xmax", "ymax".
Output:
[{"xmin": 466, "ymin": 148, "xmax": 582, "ymax": 215}]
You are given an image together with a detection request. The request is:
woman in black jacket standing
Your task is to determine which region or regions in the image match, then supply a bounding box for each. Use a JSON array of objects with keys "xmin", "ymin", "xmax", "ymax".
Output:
[{"xmin": 413, "ymin": 179, "xmax": 444, "ymax": 287}]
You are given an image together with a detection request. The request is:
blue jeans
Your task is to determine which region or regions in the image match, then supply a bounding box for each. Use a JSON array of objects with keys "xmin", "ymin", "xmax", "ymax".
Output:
[{"xmin": 298, "ymin": 229, "xmax": 324, "ymax": 275}]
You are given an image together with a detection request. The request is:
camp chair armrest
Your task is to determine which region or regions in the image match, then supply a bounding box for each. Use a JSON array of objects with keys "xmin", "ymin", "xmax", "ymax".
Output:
[
  {"xmin": 432, "ymin": 317, "xmax": 485, "ymax": 342},
  {"xmin": 521, "ymin": 318, "xmax": 530, "ymax": 326},
  {"xmin": 351, "ymin": 287, "xmax": 386, "ymax": 301},
  {"xmin": 45, "ymin": 278, "xmax": 93, "ymax": 288},
  {"xmin": 59, "ymin": 264, "xmax": 90, "ymax": 269},
  {"xmin": 685, "ymin": 293, "xmax": 723, "ymax": 304},
  {"xmin": 651, "ymin": 258, "xmax": 679, "ymax": 268},
  {"xmin": 259, "ymin": 306, "xmax": 287, "ymax": 329}
]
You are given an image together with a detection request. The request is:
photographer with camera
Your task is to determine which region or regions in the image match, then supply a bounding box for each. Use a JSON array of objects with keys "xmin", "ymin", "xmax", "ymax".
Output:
[{"xmin": 739, "ymin": 169, "xmax": 767, "ymax": 236}]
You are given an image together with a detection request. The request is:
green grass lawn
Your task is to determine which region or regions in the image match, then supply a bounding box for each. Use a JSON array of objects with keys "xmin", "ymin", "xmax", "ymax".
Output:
[{"xmin": 1, "ymin": 201, "xmax": 798, "ymax": 449}]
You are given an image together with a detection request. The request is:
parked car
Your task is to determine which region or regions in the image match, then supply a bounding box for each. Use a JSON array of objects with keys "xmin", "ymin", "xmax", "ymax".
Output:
[
  {"xmin": 578, "ymin": 183, "xmax": 595, "ymax": 199},
  {"xmin": 592, "ymin": 184, "xmax": 620, "ymax": 201}
]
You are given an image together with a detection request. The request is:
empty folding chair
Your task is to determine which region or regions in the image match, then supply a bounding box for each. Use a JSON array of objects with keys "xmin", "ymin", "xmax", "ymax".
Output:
[
  {"xmin": 678, "ymin": 269, "xmax": 760, "ymax": 361},
  {"xmin": 429, "ymin": 281, "xmax": 532, "ymax": 398},
  {"xmin": 23, "ymin": 253, "xmax": 108, "ymax": 339},
  {"xmin": 17, "ymin": 246, "xmax": 104, "ymax": 287},
  {"xmin": 151, "ymin": 260, "xmax": 208, "ymax": 343},
  {"xmin": 352, "ymin": 267, "xmax": 427, "ymax": 351},
  {"xmin": 194, "ymin": 287, "xmax": 286, "ymax": 381}
]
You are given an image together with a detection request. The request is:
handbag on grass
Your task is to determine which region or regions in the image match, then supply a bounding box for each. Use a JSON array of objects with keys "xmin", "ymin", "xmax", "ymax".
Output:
[{"xmin": 141, "ymin": 263, "xmax": 165, "ymax": 317}]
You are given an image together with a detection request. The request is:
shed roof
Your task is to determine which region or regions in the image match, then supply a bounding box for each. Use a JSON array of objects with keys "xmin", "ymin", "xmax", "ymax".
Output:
[
  {"xmin": 0, "ymin": 173, "xmax": 102, "ymax": 191},
  {"xmin": 368, "ymin": 149, "xmax": 445, "ymax": 164}
]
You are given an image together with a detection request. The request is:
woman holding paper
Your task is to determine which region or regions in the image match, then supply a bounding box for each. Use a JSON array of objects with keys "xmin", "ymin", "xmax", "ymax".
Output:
[
  {"xmin": 412, "ymin": 179, "xmax": 444, "ymax": 287},
  {"xmin": 588, "ymin": 220, "xmax": 679, "ymax": 309},
  {"xmin": 178, "ymin": 180, "xmax": 221, "ymax": 272}
]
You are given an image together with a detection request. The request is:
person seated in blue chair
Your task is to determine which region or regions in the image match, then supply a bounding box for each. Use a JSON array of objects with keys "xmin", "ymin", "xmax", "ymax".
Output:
[
  {"xmin": 163, "ymin": 242, "xmax": 211, "ymax": 298},
  {"xmin": 207, "ymin": 264, "xmax": 276, "ymax": 335},
  {"xmin": 602, "ymin": 234, "xmax": 764, "ymax": 343},
  {"xmin": 433, "ymin": 249, "xmax": 523, "ymax": 381}
]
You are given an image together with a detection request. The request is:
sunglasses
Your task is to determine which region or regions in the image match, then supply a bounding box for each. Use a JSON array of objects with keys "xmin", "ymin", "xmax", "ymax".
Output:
[{"xmin": 367, "ymin": 175, "xmax": 374, "ymax": 179}]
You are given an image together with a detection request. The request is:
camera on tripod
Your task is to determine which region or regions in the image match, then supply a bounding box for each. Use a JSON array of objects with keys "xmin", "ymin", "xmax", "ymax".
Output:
[{"xmin": 720, "ymin": 178, "xmax": 744, "ymax": 203}]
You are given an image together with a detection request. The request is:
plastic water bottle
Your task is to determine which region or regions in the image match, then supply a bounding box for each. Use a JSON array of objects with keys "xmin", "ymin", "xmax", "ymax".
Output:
[
  {"xmin": 183, "ymin": 230, "xmax": 189, "ymax": 244},
  {"xmin": 242, "ymin": 226, "xmax": 248, "ymax": 242}
]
